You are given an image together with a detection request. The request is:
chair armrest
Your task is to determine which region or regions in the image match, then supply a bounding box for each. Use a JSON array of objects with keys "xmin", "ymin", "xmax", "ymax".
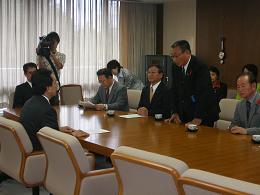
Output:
[{"xmin": 85, "ymin": 168, "xmax": 115, "ymax": 177}]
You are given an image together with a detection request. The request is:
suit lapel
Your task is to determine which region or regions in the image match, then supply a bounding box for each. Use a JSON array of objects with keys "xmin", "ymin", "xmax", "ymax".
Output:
[{"xmin": 107, "ymin": 82, "xmax": 117, "ymax": 104}]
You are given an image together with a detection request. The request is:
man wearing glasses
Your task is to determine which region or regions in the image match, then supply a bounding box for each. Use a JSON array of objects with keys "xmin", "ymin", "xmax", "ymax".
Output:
[{"xmin": 167, "ymin": 40, "xmax": 220, "ymax": 127}]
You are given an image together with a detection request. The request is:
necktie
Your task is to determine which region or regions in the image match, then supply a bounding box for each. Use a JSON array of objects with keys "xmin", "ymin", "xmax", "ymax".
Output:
[
  {"xmin": 105, "ymin": 88, "xmax": 109, "ymax": 103},
  {"xmin": 150, "ymin": 86, "xmax": 154, "ymax": 102},
  {"xmin": 246, "ymin": 101, "xmax": 251, "ymax": 120},
  {"xmin": 181, "ymin": 66, "xmax": 185, "ymax": 77}
]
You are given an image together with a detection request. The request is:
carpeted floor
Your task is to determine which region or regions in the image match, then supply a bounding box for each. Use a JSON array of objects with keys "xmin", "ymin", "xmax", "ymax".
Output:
[{"xmin": 0, "ymin": 179, "xmax": 49, "ymax": 195}]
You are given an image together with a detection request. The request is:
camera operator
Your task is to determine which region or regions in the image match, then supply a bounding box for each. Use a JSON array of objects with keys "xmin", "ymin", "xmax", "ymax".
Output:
[{"xmin": 36, "ymin": 31, "xmax": 65, "ymax": 105}]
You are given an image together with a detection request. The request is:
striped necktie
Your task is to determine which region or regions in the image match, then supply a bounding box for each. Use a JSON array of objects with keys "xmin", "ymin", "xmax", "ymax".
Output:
[
  {"xmin": 150, "ymin": 86, "xmax": 154, "ymax": 102},
  {"xmin": 105, "ymin": 88, "xmax": 109, "ymax": 103}
]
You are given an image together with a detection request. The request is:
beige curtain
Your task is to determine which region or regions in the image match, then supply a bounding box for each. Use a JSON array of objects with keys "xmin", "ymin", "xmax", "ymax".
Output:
[
  {"xmin": 0, "ymin": 0, "xmax": 120, "ymax": 104},
  {"xmin": 119, "ymin": 2, "xmax": 156, "ymax": 83}
]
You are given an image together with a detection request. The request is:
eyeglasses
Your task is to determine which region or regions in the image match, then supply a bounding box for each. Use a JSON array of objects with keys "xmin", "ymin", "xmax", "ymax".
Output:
[
  {"xmin": 146, "ymin": 71, "xmax": 159, "ymax": 75},
  {"xmin": 170, "ymin": 52, "xmax": 184, "ymax": 59}
]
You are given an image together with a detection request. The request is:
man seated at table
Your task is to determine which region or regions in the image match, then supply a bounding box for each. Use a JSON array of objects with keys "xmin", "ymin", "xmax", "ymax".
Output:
[
  {"xmin": 88, "ymin": 68, "xmax": 129, "ymax": 112},
  {"xmin": 230, "ymin": 72, "xmax": 260, "ymax": 135},
  {"xmin": 20, "ymin": 69, "xmax": 88, "ymax": 151},
  {"xmin": 13, "ymin": 62, "xmax": 37, "ymax": 108},
  {"xmin": 137, "ymin": 64, "xmax": 171, "ymax": 118}
]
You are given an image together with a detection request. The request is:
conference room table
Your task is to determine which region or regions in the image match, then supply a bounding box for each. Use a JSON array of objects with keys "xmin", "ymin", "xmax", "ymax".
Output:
[{"xmin": 3, "ymin": 105, "xmax": 260, "ymax": 184}]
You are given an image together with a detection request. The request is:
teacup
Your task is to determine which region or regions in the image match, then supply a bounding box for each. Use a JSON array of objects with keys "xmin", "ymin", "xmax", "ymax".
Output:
[
  {"xmin": 187, "ymin": 124, "xmax": 198, "ymax": 132},
  {"xmin": 107, "ymin": 110, "xmax": 115, "ymax": 116},
  {"xmin": 154, "ymin": 114, "xmax": 163, "ymax": 120},
  {"xmin": 252, "ymin": 135, "xmax": 260, "ymax": 143}
]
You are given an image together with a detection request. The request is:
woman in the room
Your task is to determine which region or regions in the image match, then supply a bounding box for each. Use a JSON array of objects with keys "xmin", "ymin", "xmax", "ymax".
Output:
[
  {"xmin": 209, "ymin": 65, "xmax": 227, "ymax": 103},
  {"xmin": 106, "ymin": 59, "xmax": 144, "ymax": 90}
]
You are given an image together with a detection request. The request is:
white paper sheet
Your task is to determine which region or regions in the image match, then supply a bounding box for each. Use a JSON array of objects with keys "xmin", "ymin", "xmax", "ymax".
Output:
[
  {"xmin": 119, "ymin": 114, "xmax": 145, "ymax": 119},
  {"xmin": 85, "ymin": 128, "xmax": 110, "ymax": 134},
  {"xmin": 78, "ymin": 100, "xmax": 95, "ymax": 108}
]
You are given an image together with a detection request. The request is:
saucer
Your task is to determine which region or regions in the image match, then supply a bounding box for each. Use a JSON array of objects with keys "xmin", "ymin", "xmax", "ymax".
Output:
[{"xmin": 187, "ymin": 124, "xmax": 198, "ymax": 132}]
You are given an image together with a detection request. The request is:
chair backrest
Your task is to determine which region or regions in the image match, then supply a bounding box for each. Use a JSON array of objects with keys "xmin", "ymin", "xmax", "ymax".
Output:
[
  {"xmin": 37, "ymin": 127, "xmax": 93, "ymax": 195},
  {"xmin": 179, "ymin": 169, "xmax": 260, "ymax": 195},
  {"xmin": 127, "ymin": 89, "xmax": 141, "ymax": 112},
  {"xmin": 111, "ymin": 146, "xmax": 189, "ymax": 195},
  {"xmin": 215, "ymin": 98, "xmax": 239, "ymax": 130},
  {"xmin": 60, "ymin": 84, "xmax": 83, "ymax": 105},
  {"xmin": 0, "ymin": 117, "xmax": 33, "ymax": 181}
]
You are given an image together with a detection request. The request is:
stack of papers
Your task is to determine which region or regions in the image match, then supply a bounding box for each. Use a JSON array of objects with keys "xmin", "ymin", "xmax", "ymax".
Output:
[
  {"xmin": 78, "ymin": 100, "xmax": 95, "ymax": 108},
  {"xmin": 119, "ymin": 114, "xmax": 145, "ymax": 119},
  {"xmin": 85, "ymin": 128, "xmax": 110, "ymax": 135}
]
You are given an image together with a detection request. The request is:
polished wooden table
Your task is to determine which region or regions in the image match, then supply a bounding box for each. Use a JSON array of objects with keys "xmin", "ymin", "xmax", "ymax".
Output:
[{"xmin": 4, "ymin": 105, "xmax": 260, "ymax": 184}]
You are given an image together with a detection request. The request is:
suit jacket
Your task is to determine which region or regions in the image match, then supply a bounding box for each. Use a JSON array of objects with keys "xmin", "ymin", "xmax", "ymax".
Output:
[
  {"xmin": 20, "ymin": 95, "xmax": 59, "ymax": 151},
  {"xmin": 171, "ymin": 55, "xmax": 220, "ymax": 125},
  {"xmin": 138, "ymin": 82, "xmax": 171, "ymax": 118},
  {"xmin": 13, "ymin": 82, "xmax": 33, "ymax": 108},
  {"xmin": 231, "ymin": 92, "xmax": 260, "ymax": 135},
  {"xmin": 91, "ymin": 81, "xmax": 129, "ymax": 111}
]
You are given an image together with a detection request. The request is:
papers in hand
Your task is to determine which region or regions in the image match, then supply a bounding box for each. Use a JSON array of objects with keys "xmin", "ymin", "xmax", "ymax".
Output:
[
  {"xmin": 119, "ymin": 114, "xmax": 145, "ymax": 119},
  {"xmin": 78, "ymin": 100, "xmax": 95, "ymax": 108}
]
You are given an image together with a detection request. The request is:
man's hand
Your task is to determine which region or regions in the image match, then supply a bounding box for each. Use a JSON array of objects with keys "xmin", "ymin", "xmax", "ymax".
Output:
[
  {"xmin": 95, "ymin": 104, "xmax": 106, "ymax": 111},
  {"xmin": 137, "ymin": 107, "xmax": 148, "ymax": 116},
  {"xmin": 60, "ymin": 126, "xmax": 75, "ymax": 133},
  {"xmin": 165, "ymin": 113, "xmax": 182, "ymax": 124},
  {"xmin": 230, "ymin": 126, "xmax": 247, "ymax": 135},
  {"xmin": 185, "ymin": 118, "xmax": 202, "ymax": 127}
]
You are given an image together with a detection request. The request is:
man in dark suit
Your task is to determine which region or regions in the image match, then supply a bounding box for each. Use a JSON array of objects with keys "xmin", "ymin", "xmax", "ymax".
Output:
[
  {"xmin": 90, "ymin": 68, "xmax": 129, "ymax": 111},
  {"xmin": 167, "ymin": 40, "xmax": 220, "ymax": 127},
  {"xmin": 13, "ymin": 62, "xmax": 37, "ymax": 108},
  {"xmin": 20, "ymin": 69, "xmax": 88, "ymax": 151},
  {"xmin": 230, "ymin": 72, "xmax": 260, "ymax": 135},
  {"xmin": 137, "ymin": 64, "xmax": 171, "ymax": 119}
]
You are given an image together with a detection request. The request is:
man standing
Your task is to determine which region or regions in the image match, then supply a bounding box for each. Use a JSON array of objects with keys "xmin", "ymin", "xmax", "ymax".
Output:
[
  {"xmin": 89, "ymin": 68, "xmax": 129, "ymax": 111},
  {"xmin": 13, "ymin": 62, "xmax": 37, "ymax": 108},
  {"xmin": 167, "ymin": 40, "xmax": 220, "ymax": 127},
  {"xmin": 20, "ymin": 69, "xmax": 87, "ymax": 151},
  {"xmin": 137, "ymin": 64, "xmax": 171, "ymax": 118},
  {"xmin": 230, "ymin": 72, "xmax": 260, "ymax": 135}
]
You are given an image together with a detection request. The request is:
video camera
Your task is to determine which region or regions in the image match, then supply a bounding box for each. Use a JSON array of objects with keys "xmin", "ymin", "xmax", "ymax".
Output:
[{"xmin": 36, "ymin": 36, "xmax": 52, "ymax": 57}]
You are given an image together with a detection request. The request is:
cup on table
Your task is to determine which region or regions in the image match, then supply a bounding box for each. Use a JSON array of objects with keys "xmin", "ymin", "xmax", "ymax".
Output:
[
  {"xmin": 154, "ymin": 113, "xmax": 163, "ymax": 121},
  {"xmin": 107, "ymin": 110, "xmax": 115, "ymax": 116},
  {"xmin": 252, "ymin": 135, "xmax": 260, "ymax": 144},
  {"xmin": 187, "ymin": 124, "xmax": 198, "ymax": 132}
]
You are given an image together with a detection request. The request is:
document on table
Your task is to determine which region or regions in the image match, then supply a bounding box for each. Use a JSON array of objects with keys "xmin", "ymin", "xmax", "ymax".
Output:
[
  {"xmin": 78, "ymin": 100, "xmax": 95, "ymax": 109},
  {"xmin": 85, "ymin": 128, "xmax": 110, "ymax": 135},
  {"xmin": 119, "ymin": 114, "xmax": 145, "ymax": 119},
  {"xmin": 0, "ymin": 108, "xmax": 7, "ymax": 116}
]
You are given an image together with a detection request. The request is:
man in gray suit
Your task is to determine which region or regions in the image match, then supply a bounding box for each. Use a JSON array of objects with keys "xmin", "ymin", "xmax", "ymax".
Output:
[
  {"xmin": 230, "ymin": 72, "xmax": 260, "ymax": 135},
  {"xmin": 90, "ymin": 68, "xmax": 129, "ymax": 111}
]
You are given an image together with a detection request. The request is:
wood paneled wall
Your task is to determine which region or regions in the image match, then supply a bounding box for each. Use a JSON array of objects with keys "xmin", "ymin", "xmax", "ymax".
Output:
[{"xmin": 196, "ymin": 0, "xmax": 260, "ymax": 87}]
